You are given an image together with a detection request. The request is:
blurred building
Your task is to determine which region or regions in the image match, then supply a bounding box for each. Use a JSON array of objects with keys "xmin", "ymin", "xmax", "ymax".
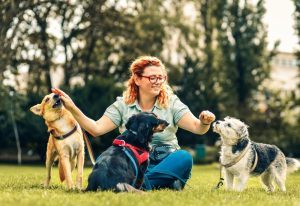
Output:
[{"xmin": 269, "ymin": 51, "xmax": 299, "ymax": 90}]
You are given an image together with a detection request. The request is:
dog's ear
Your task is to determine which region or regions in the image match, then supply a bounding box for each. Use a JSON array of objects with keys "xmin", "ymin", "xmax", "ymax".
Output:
[
  {"xmin": 30, "ymin": 104, "xmax": 42, "ymax": 116},
  {"xmin": 125, "ymin": 114, "xmax": 137, "ymax": 130},
  {"xmin": 238, "ymin": 124, "xmax": 249, "ymax": 138},
  {"xmin": 137, "ymin": 122, "xmax": 151, "ymax": 145}
]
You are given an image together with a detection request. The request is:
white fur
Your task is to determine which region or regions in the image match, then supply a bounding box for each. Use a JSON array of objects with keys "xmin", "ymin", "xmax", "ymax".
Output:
[{"xmin": 213, "ymin": 117, "xmax": 298, "ymax": 192}]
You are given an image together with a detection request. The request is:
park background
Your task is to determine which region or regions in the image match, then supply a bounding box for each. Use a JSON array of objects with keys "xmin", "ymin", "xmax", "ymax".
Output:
[{"xmin": 0, "ymin": 0, "xmax": 300, "ymax": 165}]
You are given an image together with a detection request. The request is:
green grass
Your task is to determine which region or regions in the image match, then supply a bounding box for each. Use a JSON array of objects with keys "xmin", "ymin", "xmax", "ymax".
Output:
[{"xmin": 0, "ymin": 164, "xmax": 299, "ymax": 206}]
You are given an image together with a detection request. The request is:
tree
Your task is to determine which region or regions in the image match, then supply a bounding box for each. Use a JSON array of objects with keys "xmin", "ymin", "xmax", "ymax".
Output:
[
  {"xmin": 216, "ymin": 0, "xmax": 276, "ymax": 116},
  {"xmin": 293, "ymin": 0, "xmax": 300, "ymax": 69},
  {"xmin": 0, "ymin": 84, "xmax": 26, "ymax": 163},
  {"xmin": 159, "ymin": 0, "xmax": 224, "ymax": 146},
  {"xmin": 292, "ymin": 0, "xmax": 300, "ymax": 103},
  {"xmin": 0, "ymin": 1, "xmax": 61, "ymax": 93}
]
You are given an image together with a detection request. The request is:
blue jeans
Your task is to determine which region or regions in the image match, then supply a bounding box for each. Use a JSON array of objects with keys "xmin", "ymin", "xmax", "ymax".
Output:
[{"xmin": 142, "ymin": 150, "xmax": 193, "ymax": 190}]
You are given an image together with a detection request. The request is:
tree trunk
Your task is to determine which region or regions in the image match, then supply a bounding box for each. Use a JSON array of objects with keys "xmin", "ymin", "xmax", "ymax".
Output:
[{"xmin": 10, "ymin": 102, "xmax": 22, "ymax": 165}]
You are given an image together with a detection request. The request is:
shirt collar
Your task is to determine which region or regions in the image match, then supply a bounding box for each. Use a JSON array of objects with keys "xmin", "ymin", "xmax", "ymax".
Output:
[
  {"xmin": 153, "ymin": 99, "xmax": 162, "ymax": 110},
  {"xmin": 128, "ymin": 98, "xmax": 162, "ymax": 111}
]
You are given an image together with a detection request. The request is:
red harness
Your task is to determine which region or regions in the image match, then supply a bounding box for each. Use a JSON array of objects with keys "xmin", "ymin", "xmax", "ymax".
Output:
[{"xmin": 113, "ymin": 139, "xmax": 149, "ymax": 165}]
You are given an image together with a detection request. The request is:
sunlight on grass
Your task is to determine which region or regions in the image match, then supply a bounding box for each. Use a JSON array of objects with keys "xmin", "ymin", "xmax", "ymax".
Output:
[{"xmin": 0, "ymin": 164, "xmax": 299, "ymax": 206}]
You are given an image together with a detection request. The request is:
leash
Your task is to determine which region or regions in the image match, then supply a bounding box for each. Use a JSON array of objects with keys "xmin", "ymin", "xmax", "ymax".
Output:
[
  {"xmin": 211, "ymin": 162, "xmax": 224, "ymax": 191},
  {"xmin": 212, "ymin": 144, "xmax": 250, "ymax": 191},
  {"xmin": 81, "ymin": 128, "xmax": 96, "ymax": 165},
  {"xmin": 122, "ymin": 147, "xmax": 139, "ymax": 187},
  {"xmin": 212, "ymin": 143, "xmax": 258, "ymax": 191}
]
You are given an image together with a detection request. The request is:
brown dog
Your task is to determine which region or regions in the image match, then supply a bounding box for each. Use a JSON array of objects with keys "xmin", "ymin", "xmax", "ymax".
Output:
[{"xmin": 30, "ymin": 93, "xmax": 84, "ymax": 190}]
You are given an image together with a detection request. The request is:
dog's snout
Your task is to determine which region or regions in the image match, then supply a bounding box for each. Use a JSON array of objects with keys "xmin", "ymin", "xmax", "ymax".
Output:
[
  {"xmin": 159, "ymin": 120, "xmax": 169, "ymax": 127},
  {"xmin": 216, "ymin": 121, "xmax": 220, "ymax": 124},
  {"xmin": 53, "ymin": 94, "xmax": 59, "ymax": 99}
]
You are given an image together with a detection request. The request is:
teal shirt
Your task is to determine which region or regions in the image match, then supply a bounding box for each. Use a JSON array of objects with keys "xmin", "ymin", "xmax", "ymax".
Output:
[{"xmin": 104, "ymin": 94, "xmax": 191, "ymax": 149}]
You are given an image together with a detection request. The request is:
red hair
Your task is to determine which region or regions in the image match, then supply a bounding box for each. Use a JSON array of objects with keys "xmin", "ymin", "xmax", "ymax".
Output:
[{"xmin": 123, "ymin": 56, "xmax": 172, "ymax": 108}]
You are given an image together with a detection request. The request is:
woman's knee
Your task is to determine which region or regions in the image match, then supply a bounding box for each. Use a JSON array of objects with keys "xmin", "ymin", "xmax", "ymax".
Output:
[{"xmin": 172, "ymin": 150, "xmax": 193, "ymax": 168}]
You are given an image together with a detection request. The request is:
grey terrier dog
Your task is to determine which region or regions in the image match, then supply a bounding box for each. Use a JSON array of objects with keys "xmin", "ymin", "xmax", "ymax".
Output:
[{"xmin": 213, "ymin": 117, "xmax": 300, "ymax": 192}]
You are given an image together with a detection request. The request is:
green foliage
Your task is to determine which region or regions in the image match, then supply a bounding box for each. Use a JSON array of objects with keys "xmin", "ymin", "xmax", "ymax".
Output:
[
  {"xmin": 216, "ymin": 0, "xmax": 275, "ymax": 112},
  {"xmin": 0, "ymin": 0, "xmax": 167, "ymax": 92},
  {"xmin": 0, "ymin": 77, "xmax": 123, "ymax": 161},
  {"xmin": 19, "ymin": 91, "xmax": 48, "ymax": 160},
  {"xmin": 68, "ymin": 77, "xmax": 124, "ymax": 156},
  {"xmin": 0, "ymin": 164, "xmax": 299, "ymax": 206},
  {"xmin": 176, "ymin": 56, "xmax": 220, "ymax": 146},
  {"xmin": 248, "ymin": 88, "xmax": 300, "ymax": 157},
  {"xmin": 0, "ymin": 85, "xmax": 28, "ymax": 149},
  {"xmin": 292, "ymin": 0, "xmax": 300, "ymax": 69},
  {"xmin": 0, "ymin": 0, "xmax": 299, "ymax": 160},
  {"xmin": 171, "ymin": 0, "xmax": 225, "ymax": 146}
]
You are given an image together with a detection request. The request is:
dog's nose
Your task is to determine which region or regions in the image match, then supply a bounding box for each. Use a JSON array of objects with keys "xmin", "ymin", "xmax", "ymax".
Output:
[
  {"xmin": 216, "ymin": 121, "xmax": 220, "ymax": 124},
  {"xmin": 159, "ymin": 120, "xmax": 169, "ymax": 127},
  {"xmin": 53, "ymin": 94, "xmax": 59, "ymax": 99}
]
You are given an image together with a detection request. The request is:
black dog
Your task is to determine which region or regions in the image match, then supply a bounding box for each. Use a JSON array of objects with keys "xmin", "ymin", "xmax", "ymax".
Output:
[{"xmin": 85, "ymin": 112, "xmax": 169, "ymax": 192}]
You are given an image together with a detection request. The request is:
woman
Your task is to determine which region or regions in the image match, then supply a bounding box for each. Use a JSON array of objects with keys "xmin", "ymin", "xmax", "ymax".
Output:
[{"xmin": 52, "ymin": 56, "xmax": 215, "ymax": 191}]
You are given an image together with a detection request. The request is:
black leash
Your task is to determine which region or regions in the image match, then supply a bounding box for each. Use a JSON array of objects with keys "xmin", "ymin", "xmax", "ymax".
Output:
[{"xmin": 212, "ymin": 163, "xmax": 224, "ymax": 191}]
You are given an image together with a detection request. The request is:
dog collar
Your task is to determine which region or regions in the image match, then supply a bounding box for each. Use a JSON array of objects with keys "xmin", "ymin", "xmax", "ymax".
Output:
[
  {"xmin": 221, "ymin": 142, "xmax": 251, "ymax": 168},
  {"xmin": 50, "ymin": 125, "xmax": 78, "ymax": 140},
  {"xmin": 112, "ymin": 139, "xmax": 149, "ymax": 165}
]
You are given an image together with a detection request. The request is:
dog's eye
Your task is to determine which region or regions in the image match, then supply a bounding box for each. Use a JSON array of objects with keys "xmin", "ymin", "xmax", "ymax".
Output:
[
  {"xmin": 227, "ymin": 123, "xmax": 231, "ymax": 127},
  {"xmin": 45, "ymin": 97, "xmax": 50, "ymax": 102}
]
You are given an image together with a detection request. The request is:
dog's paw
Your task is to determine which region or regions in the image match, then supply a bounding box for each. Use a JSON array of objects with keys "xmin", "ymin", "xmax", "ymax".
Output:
[
  {"xmin": 116, "ymin": 183, "xmax": 145, "ymax": 193},
  {"xmin": 43, "ymin": 182, "xmax": 49, "ymax": 188}
]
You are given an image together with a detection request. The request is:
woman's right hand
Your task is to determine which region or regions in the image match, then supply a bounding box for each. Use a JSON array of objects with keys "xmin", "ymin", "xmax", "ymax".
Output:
[{"xmin": 51, "ymin": 88, "xmax": 76, "ymax": 112}]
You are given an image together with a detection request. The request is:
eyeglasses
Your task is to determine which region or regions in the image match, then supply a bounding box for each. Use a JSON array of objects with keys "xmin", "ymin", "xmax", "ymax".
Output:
[{"xmin": 139, "ymin": 75, "xmax": 167, "ymax": 84}]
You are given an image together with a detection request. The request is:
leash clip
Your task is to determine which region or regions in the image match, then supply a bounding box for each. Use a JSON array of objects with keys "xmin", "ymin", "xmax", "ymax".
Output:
[
  {"xmin": 212, "ymin": 178, "xmax": 224, "ymax": 191},
  {"xmin": 119, "ymin": 140, "xmax": 126, "ymax": 146}
]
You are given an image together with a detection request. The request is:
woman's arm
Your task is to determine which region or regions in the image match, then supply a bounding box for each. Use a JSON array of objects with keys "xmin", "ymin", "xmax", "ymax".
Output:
[
  {"xmin": 177, "ymin": 110, "xmax": 215, "ymax": 135},
  {"xmin": 52, "ymin": 88, "xmax": 117, "ymax": 137},
  {"xmin": 71, "ymin": 106, "xmax": 117, "ymax": 137}
]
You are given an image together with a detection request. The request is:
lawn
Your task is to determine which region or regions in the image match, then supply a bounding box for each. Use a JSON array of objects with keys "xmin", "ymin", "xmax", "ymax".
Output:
[{"xmin": 0, "ymin": 164, "xmax": 299, "ymax": 206}]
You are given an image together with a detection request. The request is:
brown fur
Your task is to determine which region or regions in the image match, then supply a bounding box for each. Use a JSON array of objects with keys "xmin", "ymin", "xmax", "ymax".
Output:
[{"xmin": 30, "ymin": 93, "xmax": 85, "ymax": 190}]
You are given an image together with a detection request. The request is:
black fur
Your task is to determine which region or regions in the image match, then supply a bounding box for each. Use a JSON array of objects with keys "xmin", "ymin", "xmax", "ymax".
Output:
[
  {"xmin": 232, "ymin": 138, "xmax": 249, "ymax": 154},
  {"xmin": 251, "ymin": 143, "xmax": 280, "ymax": 175},
  {"xmin": 85, "ymin": 112, "xmax": 168, "ymax": 192}
]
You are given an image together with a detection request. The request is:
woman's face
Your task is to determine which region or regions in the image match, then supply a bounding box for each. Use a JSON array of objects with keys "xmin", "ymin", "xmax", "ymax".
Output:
[{"xmin": 135, "ymin": 65, "xmax": 166, "ymax": 98}]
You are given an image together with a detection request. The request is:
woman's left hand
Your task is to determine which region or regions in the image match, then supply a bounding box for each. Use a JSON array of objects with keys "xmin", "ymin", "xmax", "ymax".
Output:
[{"xmin": 199, "ymin": 110, "xmax": 216, "ymax": 126}]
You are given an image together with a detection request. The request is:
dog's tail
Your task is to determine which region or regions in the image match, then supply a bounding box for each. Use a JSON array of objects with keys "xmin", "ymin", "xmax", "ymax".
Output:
[
  {"xmin": 286, "ymin": 157, "xmax": 300, "ymax": 174},
  {"xmin": 58, "ymin": 160, "xmax": 65, "ymax": 182}
]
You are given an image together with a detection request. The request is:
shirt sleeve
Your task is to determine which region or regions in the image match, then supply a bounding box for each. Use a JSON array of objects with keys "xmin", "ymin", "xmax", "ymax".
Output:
[
  {"xmin": 172, "ymin": 95, "xmax": 191, "ymax": 124},
  {"xmin": 104, "ymin": 97, "xmax": 124, "ymax": 127}
]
